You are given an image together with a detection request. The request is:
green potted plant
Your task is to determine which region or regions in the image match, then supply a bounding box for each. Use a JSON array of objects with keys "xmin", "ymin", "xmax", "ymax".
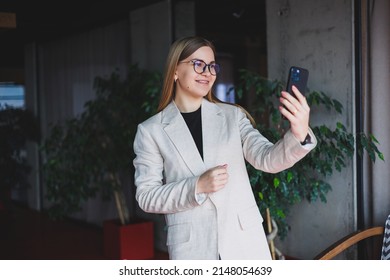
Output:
[
  {"xmin": 0, "ymin": 105, "xmax": 40, "ymax": 212},
  {"xmin": 234, "ymin": 69, "xmax": 384, "ymax": 242},
  {"xmin": 41, "ymin": 64, "xmax": 161, "ymax": 259}
]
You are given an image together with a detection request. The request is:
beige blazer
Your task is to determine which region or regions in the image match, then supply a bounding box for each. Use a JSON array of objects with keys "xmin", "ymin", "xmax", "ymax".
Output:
[{"xmin": 133, "ymin": 99, "xmax": 316, "ymax": 260}]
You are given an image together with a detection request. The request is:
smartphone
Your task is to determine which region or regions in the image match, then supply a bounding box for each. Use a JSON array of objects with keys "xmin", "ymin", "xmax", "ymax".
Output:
[{"xmin": 286, "ymin": 66, "xmax": 309, "ymax": 98}]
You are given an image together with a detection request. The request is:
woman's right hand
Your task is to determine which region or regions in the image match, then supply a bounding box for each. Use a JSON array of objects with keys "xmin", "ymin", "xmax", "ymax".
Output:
[{"xmin": 196, "ymin": 164, "xmax": 229, "ymax": 194}]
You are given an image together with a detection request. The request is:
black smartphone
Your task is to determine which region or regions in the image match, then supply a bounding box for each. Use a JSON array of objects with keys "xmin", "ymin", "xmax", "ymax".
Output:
[{"xmin": 286, "ymin": 66, "xmax": 309, "ymax": 98}]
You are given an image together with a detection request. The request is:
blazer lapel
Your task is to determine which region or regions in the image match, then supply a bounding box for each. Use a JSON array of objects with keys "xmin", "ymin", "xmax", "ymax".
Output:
[
  {"xmin": 201, "ymin": 99, "xmax": 226, "ymax": 167},
  {"xmin": 162, "ymin": 101, "xmax": 206, "ymax": 176}
]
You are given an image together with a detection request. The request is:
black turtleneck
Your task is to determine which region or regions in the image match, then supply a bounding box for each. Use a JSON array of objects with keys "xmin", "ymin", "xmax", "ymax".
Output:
[{"xmin": 181, "ymin": 106, "xmax": 203, "ymax": 160}]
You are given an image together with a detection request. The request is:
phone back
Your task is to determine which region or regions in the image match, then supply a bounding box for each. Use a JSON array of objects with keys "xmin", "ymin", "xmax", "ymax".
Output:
[{"xmin": 286, "ymin": 66, "xmax": 309, "ymax": 97}]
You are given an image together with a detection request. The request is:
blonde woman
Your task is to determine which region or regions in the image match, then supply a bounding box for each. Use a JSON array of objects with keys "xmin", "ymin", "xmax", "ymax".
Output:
[{"xmin": 133, "ymin": 36, "xmax": 316, "ymax": 260}]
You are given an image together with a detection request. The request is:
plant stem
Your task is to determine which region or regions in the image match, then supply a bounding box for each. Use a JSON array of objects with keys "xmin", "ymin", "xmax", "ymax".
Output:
[
  {"xmin": 110, "ymin": 173, "xmax": 130, "ymax": 225},
  {"xmin": 266, "ymin": 208, "xmax": 276, "ymax": 260}
]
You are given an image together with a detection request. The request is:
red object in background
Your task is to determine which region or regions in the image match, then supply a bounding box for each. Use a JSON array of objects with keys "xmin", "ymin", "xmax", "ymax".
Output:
[{"xmin": 103, "ymin": 219, "xmax": 154, "ymax": 260}]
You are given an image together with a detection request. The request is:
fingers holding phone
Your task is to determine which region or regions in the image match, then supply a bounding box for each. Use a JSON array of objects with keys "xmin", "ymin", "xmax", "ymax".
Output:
[
  {"xmin": 280, "ymin": 87, "xmax": 300, "ymax": 115},
  {"xmin": 279, "ymin": 66, "xmax": 311, "ymax": 142},
  {"xmin": 280, "ymin": 66, "xmax": 309, "ymax": 116}
]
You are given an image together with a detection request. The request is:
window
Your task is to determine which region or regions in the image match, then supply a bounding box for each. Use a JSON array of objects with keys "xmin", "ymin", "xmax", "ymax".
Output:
[{"xmin": 0, "ymin": 83, "xmax": 25, "ymax": 109}]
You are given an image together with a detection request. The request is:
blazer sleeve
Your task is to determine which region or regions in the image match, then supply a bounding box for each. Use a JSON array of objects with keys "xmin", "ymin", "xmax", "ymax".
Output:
[
  {"xmin": 133, "ymin": 123, "xmax": 203, "ymax": 214},
  {"xmin": 237, "ymin": 107, "xmax": 317, "ymax": 173}
]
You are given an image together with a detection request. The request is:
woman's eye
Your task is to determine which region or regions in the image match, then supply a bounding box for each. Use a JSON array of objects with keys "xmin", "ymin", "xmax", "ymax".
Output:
[{"xmin": 194, "ymin": 61, "xmax": 203, "ymax": 67}]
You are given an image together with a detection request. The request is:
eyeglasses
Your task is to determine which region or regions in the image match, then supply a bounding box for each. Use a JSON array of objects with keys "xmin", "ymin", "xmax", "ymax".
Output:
[{"xmin": 180, "ymin": 59, "xmax": 220, "ymax": 76}]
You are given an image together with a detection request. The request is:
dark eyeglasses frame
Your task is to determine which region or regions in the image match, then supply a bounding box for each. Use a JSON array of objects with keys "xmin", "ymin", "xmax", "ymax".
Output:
[{"xmin": 179, "ymin": 59, "xmax": 220, "ymax": 76}]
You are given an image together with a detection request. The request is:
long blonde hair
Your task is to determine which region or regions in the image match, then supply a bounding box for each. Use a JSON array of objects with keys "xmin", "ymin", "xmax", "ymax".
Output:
[{"xmin": 157, "ymin": 36, "xmax": 255, "ymax": 126}]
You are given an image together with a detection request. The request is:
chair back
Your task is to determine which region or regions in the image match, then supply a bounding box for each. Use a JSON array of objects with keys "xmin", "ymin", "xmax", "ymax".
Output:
[{"xmin": 315, "ymin": 226, "xmax": 384, "ymax": 260}]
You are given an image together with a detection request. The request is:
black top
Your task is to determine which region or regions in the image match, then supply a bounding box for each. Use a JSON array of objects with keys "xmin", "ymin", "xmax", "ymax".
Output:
[{"xmin": 181, "ymin": 106, "xmax": 203, "ymax": 160}]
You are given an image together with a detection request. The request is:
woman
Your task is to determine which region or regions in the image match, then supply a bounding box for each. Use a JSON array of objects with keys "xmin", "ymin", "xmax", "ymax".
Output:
[{"xmin": 133, "ymin": 36, "xmax": 316, "ymax": 260}]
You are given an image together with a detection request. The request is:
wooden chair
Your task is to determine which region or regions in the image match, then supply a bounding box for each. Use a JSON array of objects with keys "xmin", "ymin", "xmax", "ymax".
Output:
[{"xmin": 314, "ymin": 226, "xmax": 384, "ymax": 260}]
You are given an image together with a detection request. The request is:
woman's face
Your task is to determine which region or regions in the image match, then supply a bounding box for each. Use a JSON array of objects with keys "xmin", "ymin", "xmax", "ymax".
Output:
[{"xmin": 174, "ymin": 46, "xmax": 217, "ymax": 101}]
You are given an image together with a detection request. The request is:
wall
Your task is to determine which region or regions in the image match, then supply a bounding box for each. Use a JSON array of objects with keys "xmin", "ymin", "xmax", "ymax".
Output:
[
  {"xmin": 365, "ymin": 0, "xmax": 390, "ymax": 228},
  {"xmin": 130, "ymin": 0, "xmax": 196, "ymax": 72},
  {"xmin": 266, "ymin": 0, "xmax": 356, "ymax": 259},
  {"xmin": 130, "ymin": 1, "xmax": 172, "ymax": 71}
]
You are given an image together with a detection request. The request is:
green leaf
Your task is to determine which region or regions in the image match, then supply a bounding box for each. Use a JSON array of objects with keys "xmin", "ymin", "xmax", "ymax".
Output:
[
  {"xmin": 287, "ymin": 171, "xmax": 293, "ymax": 183},
  {"xmin": 273, "ymin": 178, "xmax": 280, "ymax": 188}
]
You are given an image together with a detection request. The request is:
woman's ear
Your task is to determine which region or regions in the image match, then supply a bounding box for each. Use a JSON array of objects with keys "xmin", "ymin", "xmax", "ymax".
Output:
[{"xmin": 174, "ymin": 74, "xmax": 178, "ymax": 82}]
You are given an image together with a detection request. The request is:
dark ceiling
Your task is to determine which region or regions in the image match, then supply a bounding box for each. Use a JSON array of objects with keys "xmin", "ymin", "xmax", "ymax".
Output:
[
  {"xmin": 0, "ymin": 0, "xmax": 162, "ymax": 68},
  {"xmin": 0, "ymin": 0, "xmax": 265, "ymax": 69},
  {"xmin": 0, "ymin": 1, "xmax": 163, "ymax": 38}
]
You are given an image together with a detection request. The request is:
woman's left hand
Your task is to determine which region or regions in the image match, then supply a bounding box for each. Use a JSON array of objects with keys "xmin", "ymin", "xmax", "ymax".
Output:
[{"xmin": 279, "ymin": 85, "xmax": 310, "ymax": 142}]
